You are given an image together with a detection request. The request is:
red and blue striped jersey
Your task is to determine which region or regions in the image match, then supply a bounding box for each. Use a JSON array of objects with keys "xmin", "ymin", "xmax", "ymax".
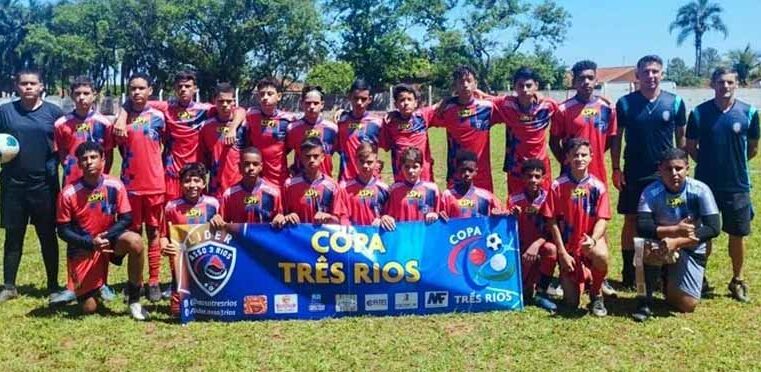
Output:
[
  {"xmin": 54, "ymin": 110, "xmax": 114, "ymax": 186},
  {"xmin": 115, "ymin": 106, "xmax": 165, "ymax": 195},
  {"xmin": 336, "ymin": 111, "xmax": 383, "ymax": 181},
  {"xmin": 220, "ymin": 179, "xmax": 283, "ymax": 223}
]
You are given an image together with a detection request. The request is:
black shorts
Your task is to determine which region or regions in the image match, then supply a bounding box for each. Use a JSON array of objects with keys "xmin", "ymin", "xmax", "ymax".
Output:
[
  {"xmin": 713, "ymin": 192, "xmax": 753, "ymax": 236},
  {"xmin": 617, "ymin": 175, "xmax": 657, "ymax": 215},
  {"xmin": 0, "ymin": 181, "xmax": 58, "ymax": 229}
]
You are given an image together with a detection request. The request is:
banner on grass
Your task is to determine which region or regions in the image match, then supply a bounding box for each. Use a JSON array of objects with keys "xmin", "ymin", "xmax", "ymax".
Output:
[{"xmin": 172, "ymin": 216, "xmax": 523, "ymax": 323}]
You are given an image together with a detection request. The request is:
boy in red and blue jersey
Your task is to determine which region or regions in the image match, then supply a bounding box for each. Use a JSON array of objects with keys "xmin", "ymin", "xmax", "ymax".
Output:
[
  {"xmin": 198, "ymin": 83, "xmax": 246, "ymax": 198},
  {"xmin": 246, "ymin": 78, "xmax": 296, "ymax": 188},
  {"xmin": 56, "ymin": 141, "xmax": 147, "ymax": 320},
  {"xmin": 380, "ymin": 84, "xmax": 435, "ymax": 183},
  {"xmin": 430, "ymin": 66, "xmax": 498, "ymax": 192},
  {"xmin": 492, "ymin": 67, "xmax": 558, "ymax": 194},
  {"xmin": 220, "ymin": 147, "xmax": 284, "ymax": 224},
  {"xmin": 54, "ymin": 76, "xmax": 114, "ymax": 186},
  {"xmin": 337, "ymin": 79, "xmax": 384, "ymax": 182},
  {"xmin": 341, "ymin": 143, "xmax": 390, "ymax": 226},
  {"xmin": 550, "ymin": 60, "xmax": 617, "ymax": 185},
  {"xmin": 287, "ymin": 85, "xmax": 338, "ymax": 178},
  {"xmin": 543, "ymin": 138, "xmax": 611, "ymax": 316},
  {"xmin": 160, "ymin": 162, "xmax": 225, "ymax": 316},
  {"xmin": 382, "ymin": 147, "xmax": 442, "ymax": 225},
  {"xmin": 113, "ymin": 71, "xmax": 245, "ymax": 200},
  {"xmin": 283, "ymin": 137, "xmax": 348, "ymax": 225},
  {"xmin": 507, "ymin": 158, "xmax": 557, "ymax": 312},
  {"xmin": 115, "ymin": 73, "xmax": 166, "ymax": 301},
  {"xmin": 441, "ymin": 150, "xmax": 501, "ymax": 219}
]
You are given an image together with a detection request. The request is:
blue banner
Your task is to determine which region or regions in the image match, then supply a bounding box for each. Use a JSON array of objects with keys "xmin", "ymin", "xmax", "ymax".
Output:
[{"xmin": 174, "ymin": 216, "xmax": 523, "ymax": 323}]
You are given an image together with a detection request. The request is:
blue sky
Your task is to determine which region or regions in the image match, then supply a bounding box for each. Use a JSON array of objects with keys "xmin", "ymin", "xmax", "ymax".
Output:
[{"xmin": 534, "ymin": 0, "xmax": 759, "ymax": 67}]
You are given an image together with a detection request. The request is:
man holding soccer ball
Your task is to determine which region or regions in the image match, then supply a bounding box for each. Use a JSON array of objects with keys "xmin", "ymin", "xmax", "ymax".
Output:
[{"xmin": 0, "ymin": 69, "xmax": 72, "ymax": 304}]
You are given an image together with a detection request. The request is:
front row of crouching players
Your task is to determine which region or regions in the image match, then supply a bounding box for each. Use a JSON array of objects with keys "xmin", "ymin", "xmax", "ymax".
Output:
[
  {"xmin": 56, "ymin": 142, "xmax": 149, "ymax": 320},
  {"xmin": 632, "ymin": 148, "xmax": 720, "ymax": 321}
]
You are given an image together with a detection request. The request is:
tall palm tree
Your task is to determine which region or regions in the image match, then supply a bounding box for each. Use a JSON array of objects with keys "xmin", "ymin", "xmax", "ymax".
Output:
[
  {"xmin": 669, "ymin": 0, "xmax": 728, "ymax": 74},
  {"xmin": 728, "ymin": 44, "xmax": 761, "ymax": 86}
]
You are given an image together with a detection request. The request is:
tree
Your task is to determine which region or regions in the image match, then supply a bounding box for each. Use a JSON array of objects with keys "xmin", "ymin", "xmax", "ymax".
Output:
[
  {"xmin": 666, "ymin": 57, "xmax": 701, "ymax": 87},
  {"xmin": 306, "ymin": 61, "xmax": 355, "ymax": 94},
  {"xmin": 699, "ymin": 47, "xmax": 722, "ymax": 77},
  {"xmin": 727, "ymin": 44, "xmax": 761, "ymax": 86},
  {"xmin": 669, "ymin": 0, "xmax": 728, "ymax": 74}
]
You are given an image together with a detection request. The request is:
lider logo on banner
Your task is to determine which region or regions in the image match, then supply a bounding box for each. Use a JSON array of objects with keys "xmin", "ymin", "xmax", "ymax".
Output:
[
  {"xmin": 447, "ymin": 230, "xmax": 515, "ymax": 290},
  {"xmin": 185, "ymin": 226, "xmax": 238, "ymax": 297}
]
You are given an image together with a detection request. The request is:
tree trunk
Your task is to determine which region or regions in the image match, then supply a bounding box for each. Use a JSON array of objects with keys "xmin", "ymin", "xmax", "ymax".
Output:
[{"xmin": 695, "ymin": 35, "xmax": 702, "ymax": 76}]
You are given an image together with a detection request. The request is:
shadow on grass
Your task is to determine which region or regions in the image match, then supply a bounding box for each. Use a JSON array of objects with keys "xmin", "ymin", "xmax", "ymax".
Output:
[
  {"xmin": 15, "ymin": 284, "xmax": 51, "ymax": 299},
  {"xmin": 26, "ymin": 302, "xmax": 120, "ymax": 319}
]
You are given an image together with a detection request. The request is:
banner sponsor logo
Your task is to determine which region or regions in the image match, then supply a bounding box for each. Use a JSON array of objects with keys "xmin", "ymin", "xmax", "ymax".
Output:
[
  {"xmin": 394, "ymin": 292, "xmax": 418, "ymax": 310},
  {"xmin": 274, "ymin": 294, "xmax": 298, "ymax": 314},
  {"xmin": 364, "ymin": 294, "xmax": 389, "ymax": 311},
  {"xmin": 335, "ymin": 294, "xmax": 358, "ymax": 312},
  {"xmin": 425, "ymin": 291, "xmax": 449, "ymax": 308}
]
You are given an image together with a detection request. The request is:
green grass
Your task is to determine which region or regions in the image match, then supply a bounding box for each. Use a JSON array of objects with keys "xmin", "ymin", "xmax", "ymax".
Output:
[{"xmin": 2, "ymin": 125, "xmax": 761, "ymax": 370}]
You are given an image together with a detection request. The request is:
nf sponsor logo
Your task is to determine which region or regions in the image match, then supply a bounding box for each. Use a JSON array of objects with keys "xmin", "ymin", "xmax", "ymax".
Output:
[
  {"xmin": 425, "ymin": 291, "xmax": 449, "ymax": 308},
  {"xmin": 394, "ymin": 292, "xmax": 418, "ymax": 310},
  {"xmin": 364, "ymin": 294, "xmax": 388, "ymax": 311},
  {"xmin": 335, "ymin": 294, "xmax": 358, "ymax": 312},
  {"xmin": 274, "ymin": 294, "xmax": 298, "ymax": 314},
  {"xmin": 308, "ymin": 294, "xmax": 325, "ymax": 312}
]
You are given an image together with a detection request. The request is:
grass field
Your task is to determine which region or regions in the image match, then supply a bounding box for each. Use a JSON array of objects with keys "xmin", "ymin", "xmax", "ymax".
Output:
[{"xmin": 1, "ymin": 124, "xmax": 761, "ymax": 370}]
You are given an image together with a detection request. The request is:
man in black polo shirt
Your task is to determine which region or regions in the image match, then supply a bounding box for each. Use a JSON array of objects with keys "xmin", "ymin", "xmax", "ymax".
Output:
[
  {"xmin": 611, "ymin": 55, "xmax": 688, "ymax": 290},
  {"xmin": 0, "ymin": 69, "xmax": 71, "ymax": 303}
]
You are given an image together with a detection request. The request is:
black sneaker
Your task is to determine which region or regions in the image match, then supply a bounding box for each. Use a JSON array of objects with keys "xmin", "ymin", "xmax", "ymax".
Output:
[
  {"xmin": 728, "ymin": 278, "xmax": 750, "ymax": 303},
  {"xmin": 632, "ymin": 300, "xmax": 652, "ymax": 322},
  {"xmin": 146, "ymin": 284, "xmax": 162, "ymax": 303},
  {"xmin": 702, "ymin": 277, "xmax": 715, "ymax": 297},
  {"xmin": 590, "ymin": 295, "xmax": 607, "ymax": 317}
]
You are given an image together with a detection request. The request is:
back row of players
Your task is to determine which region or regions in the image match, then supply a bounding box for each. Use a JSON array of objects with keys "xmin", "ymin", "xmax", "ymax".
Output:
[{"xmin": 45, "ymin": 55, "xmax": 761, "ymax": 320}]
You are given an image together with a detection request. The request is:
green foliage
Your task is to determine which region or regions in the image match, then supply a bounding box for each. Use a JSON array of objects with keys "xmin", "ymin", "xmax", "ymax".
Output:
[
  {"xmin": 306, "ymin": 61, "xmax": 356, "ymax": 94},
  {"xmin": 669, "ymin": 0, "xmax": 727, "ymax": 74},
  {"xmin": 727, "ymin": 44, "xmax": 761, "ymax": 86},
  {"xmin": 666, "ymin": 57, "xmax": 703, "ymax": 87},
  {"xmin": 699, "ymin": 47, "xmax": 723, "ymax": 77}
]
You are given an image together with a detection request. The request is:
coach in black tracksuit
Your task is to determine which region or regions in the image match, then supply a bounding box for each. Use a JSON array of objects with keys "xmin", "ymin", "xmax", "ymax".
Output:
[{"xmin": 0, "ymin": 69, "xmax": 69, "ymax": 303}]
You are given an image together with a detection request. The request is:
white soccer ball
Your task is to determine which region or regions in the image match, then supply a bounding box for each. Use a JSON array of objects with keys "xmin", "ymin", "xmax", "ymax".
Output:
[
  {"xmin": 486, "ymin": 233, "xmax": 503, "ymax": 251},
  {"xmin": 0, "ymin": 134, "xmax": 19, "ymax": 164}
]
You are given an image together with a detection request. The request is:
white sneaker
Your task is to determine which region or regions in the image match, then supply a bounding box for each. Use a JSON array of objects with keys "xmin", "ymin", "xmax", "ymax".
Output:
[{"xmin": 129, "ymin": 302, "xmax": 149, "ymax": 321}]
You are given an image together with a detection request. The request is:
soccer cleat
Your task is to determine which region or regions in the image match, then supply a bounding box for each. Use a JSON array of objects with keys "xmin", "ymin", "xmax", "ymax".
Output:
[
  {"xmin": 631, "ymin": 300, "xmax": 652, "ymax": 322},
  {"xmin": 590, "ymin": 295, "xmax": 607, "ymax": 317},
  {"xmin": 601, "ymin": 280, "xmax": 618, "ymax": 298},
  {"xmin": 129, "ymin": 302, "xmax": 149, "ymax": 321},
  {"xmin": 532, "ymin": 292, "xmax": 557, "ymax": 313},
  {"xmin": 147, "ymin": 284, "xmax": 162, "ymax": 303},
  {"xmin": 49, "ymin": 289, "xmax": 76, "ymax": 306},
  {"xmin": 728, "ymin": 278, "xmax": 750, "ymax": 303},
  {"xmin": 162, "ymin": 288, "xmax": 172, "ymax": 300},
  {"xmin": 0, "ymin": 288, "xmax": 19, "ymax": 303},
  {"xmin": 99, "ymin": 285, "xmax": 116, "ymax": 302},
  {"xmin": 546, "ymin": 283, "xmax": 564, "ymax": 299},
  {"xmin": 702, "ymin": 277, "xmax": 715, "ymax": 297}
]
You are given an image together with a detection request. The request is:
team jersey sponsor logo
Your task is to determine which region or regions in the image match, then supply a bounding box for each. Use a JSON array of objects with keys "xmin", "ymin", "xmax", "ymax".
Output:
[
  {"xmin": 349, "ymin": 122, "xmax": 363, "ymax": 130},
  {"xmin": 458, "ymin": 108, "xmax": 474, "ymax": 118},
  {"xmin": 308, "ymin": 294, "xmax": 325, "ymax": 312},
  {"xmin": 526, "ymin": 205, "xmax": 538, "ymax": 214},
  {"xmin": 243, "ymin": 295, "xmax": 268, "ymax": 315},
  {"xmin": 667, "ymin": 197, "xmax": 685, "ymax": 208},
  {"xmin": 519, "ymin": 114, "xmax": 531, "ymax": 122},
  {"xmin": 304, "ymin": 188, "xmax": 320, "ymax": 198},
  {"xmin": 76, "ymin": 123, "xmax": 91, "ymax": 132},
  {"xmin": 458, "ymin": 199, "xmax": 475, "ymax": 208},
  {"xmin": 274, "ymin": 294, "xmax": 298, "ymax": 314},
  {"xmin": 335, "ymin": 294, "xmax": 358, "ymax": 312},
  {"xmin": 357, "ymin": 189, "xmax": 375, "ymax": 198},
  {"xmin": 185, "ymin": 226, "xmax": 237, "ymax": 297},
  {"xmin": 582, "ymin": 107, "xmax": 598, "ymax": 117},
  {"xmin": 406, "ymin": 190, "xmax": 422, "ymax": 200},
  {"xmin": 397, "ymin": 122, "xmax": 412, "ymax": 131},
  {"xmin": 244, "ymin": 195, "xmax": 260, "ymax": 205},
  {"xmin": 216, "ymin": 126, "xmax": 230, "ymax": 134},
  {"xmin": 178, "ymin": 110, "xmax": 194, "ymax": 120},
  {"xmin": 364, "ymin": 294, "xmax": 388, "ymax": 311},
  {"xmin": 571, "ymin": 188, "xmax": 587, "ymax": 198},
  {"xmin": 131, "ymin": 116, "xmax": 148, "ymax": 126},
  {"xmin": 262, "ymin": 119, "xmax": 277, "ymax": 128},
  {"xmin": 306, "ymin": 129, "xmax": 321, "ymax": 138},
  {"xmin": 87, "ymin": 192, "xmax": 105, "ymax": 203},
  {"xmin": 425, "ymin": 291, "xmax": 449, "ymax": 308},
  {"xmin": 394, "ymin": 292, "xmax": 418, "ymax": 310},
  {"xmin": 186, "ymin": 208, "xmax": 202, "ymax": 218}
]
